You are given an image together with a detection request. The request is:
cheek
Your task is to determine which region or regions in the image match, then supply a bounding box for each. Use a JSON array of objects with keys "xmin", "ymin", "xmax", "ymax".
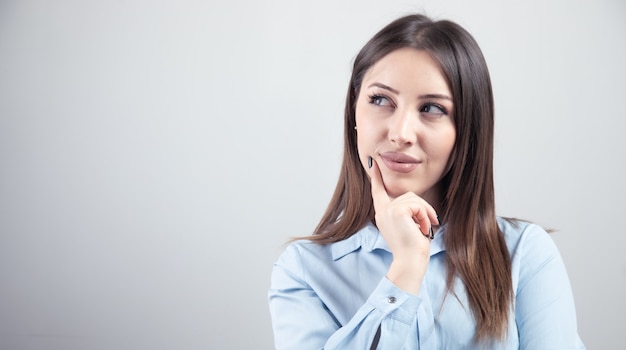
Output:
[
  {"xmin": 442, "ymin": 129, "xmax": 456, "ymax": 156},
  {"xmin": 355, "ymin": 127, "xmax": 373, "ymax": 160},
  {"xmin": 427, "ymin": 127, "xmax": 456, "ymax": 160},
  {"xmin": 355, "ymin": 105, "xmax": 381, "ymax": 151},
  {"xmin": 356, "ymin": 121, "xmax": 385, "ymax": 155}
]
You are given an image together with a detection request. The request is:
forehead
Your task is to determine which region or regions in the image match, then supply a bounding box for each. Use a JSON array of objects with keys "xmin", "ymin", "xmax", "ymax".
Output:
[{"xmin": 362, "ymin": 48, "xmax": 450, "ymax": 94}]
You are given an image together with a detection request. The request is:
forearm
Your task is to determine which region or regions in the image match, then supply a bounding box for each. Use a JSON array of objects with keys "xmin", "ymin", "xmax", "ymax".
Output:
[{"xmin": 270, "ymin": 266, "xmax": 421, "ymax": 349}]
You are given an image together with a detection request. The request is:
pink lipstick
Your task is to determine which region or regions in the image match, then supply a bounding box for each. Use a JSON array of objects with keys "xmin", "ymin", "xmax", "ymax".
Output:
[{"xmin": 380, "ymin": 152, "xmax": 421, "ymax": 173}]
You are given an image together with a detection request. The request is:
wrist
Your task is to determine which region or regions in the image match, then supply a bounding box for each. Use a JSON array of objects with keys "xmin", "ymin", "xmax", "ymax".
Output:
[{"xmin": 386, "ymin": 256, "xmax": 428, "ymax": 296}]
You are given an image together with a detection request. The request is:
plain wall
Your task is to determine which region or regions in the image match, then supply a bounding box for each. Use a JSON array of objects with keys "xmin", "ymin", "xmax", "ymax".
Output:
[{"xmin": 1, "ymin": 0, "xmax": 624, "ymax": 349}]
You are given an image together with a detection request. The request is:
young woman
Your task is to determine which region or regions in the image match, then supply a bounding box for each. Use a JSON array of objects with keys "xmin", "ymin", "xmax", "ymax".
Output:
[{"xmin": 268, "ymin": 14, "xmax": 585, "ymax": 349}]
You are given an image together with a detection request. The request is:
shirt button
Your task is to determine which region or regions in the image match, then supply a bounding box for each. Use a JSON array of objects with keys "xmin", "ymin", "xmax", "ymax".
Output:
[{"xmin": 387, "ymin": 296, "xmax": 397, "ymax": 304}]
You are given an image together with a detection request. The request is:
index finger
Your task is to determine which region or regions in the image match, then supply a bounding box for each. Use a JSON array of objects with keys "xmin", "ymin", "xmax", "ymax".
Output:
[{"xmin": 367, "ymin": 156, "xmax": 390, "ymax": 211}]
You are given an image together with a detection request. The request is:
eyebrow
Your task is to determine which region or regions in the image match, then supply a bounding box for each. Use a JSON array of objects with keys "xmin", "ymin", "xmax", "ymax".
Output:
[
  {"xmin": 368, "ymin": 82, "xmax": 399, "ymax": 94},
  {"xmin": 368, "ymin": 82, "xmax": 452, "ymax": 100},
  {"xmin": 418, "ymin": 93, "xmax": 453, "ymax": 101}
]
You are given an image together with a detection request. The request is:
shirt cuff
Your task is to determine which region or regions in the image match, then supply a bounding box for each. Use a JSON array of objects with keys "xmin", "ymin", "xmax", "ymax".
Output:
[{"xmin": 366, "ymin": 276, "xmax": 421, "ymax": 325}]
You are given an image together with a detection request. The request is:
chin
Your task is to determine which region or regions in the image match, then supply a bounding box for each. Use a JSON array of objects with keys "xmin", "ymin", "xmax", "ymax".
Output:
[
  {"xmin": 384, "ymin": 184, "xmax": 423, "ymax": 199},
  {"xmin": 383, "ymin": 178, "xmax": 436, "ymax": 201}
]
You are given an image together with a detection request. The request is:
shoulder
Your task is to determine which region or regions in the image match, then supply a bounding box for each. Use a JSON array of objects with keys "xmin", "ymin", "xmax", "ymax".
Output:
[
  {"xmin": 498, "ymin": 217, "xmax": 567, "ymax": 291},
  {"xmin": 273, "ymin": 239, "xmax": 330, "ymax": 277},
  {"xmin": 273, "ymin": 224, "xmax": 379, "ymax": 275},
  {"xmin": 497, "ymin": 217, "xmax": 557, "ymax": 257}
]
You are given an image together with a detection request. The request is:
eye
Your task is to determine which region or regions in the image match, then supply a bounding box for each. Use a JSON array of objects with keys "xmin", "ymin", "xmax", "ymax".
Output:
[
  {"xmin": 368, "ymin": 94, "xmax": 393, "ymax": 107},
  {"xmin": 420, "ymin": 103, "xmax": 448, "ymax": 116}
]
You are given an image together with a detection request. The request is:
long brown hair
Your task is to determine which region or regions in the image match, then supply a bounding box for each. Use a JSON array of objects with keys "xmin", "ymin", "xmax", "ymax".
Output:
[{"xmin": 308, "ymin": 14, "xmax": 512, "ymax": 343}]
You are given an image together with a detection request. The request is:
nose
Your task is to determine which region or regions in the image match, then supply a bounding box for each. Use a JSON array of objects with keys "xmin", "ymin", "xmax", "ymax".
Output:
[{"xmin": 388, "ymin": 107, "xmax": 417, "ymax": 147}]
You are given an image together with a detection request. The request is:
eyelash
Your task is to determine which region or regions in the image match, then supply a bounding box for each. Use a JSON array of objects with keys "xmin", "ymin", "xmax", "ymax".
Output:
[
  {"xmin": 368, "ymin": 94, "xmax": 392, "ymax": 107},
  {"xmin": 420, "ymin": 103, "xmax": 448, "ymax": 116},
  {"xmin": 367, "ymin": 94, "xmax": 449, "ymax": 116}
]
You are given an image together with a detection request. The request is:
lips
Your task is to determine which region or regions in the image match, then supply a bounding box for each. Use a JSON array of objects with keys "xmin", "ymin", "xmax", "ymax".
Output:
[{"xmin": 380, "ymin": 152, "xmax": 421, "ymax": 173}]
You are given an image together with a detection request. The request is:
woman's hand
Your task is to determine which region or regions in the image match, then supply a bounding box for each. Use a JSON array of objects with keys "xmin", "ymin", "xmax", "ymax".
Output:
[{"xmin": 368, "ymin": 156, "xmax": 439, "ymax": 295}]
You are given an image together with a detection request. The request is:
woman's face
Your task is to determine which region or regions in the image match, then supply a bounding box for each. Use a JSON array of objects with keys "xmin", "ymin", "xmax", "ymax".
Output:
[{"xmin": 355, "ymin": 48, "xmax": 456, "ymax": 204}]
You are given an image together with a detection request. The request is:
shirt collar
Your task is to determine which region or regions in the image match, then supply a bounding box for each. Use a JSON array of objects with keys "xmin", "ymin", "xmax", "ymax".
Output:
[{"xmin": 331, "ymin": 222, "xmax": 447, "ymax": 261}]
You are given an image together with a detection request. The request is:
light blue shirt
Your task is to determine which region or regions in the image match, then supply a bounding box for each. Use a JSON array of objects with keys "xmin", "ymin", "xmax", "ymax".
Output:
[{"xmin": 269, "ymin": 218, "xmax": 585, "ymax": 349}]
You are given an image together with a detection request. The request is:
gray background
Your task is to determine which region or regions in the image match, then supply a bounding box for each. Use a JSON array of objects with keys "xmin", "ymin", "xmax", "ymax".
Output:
[{"xmin": 1, "ymin": 0, "xmax": 624, "ymax": 349}]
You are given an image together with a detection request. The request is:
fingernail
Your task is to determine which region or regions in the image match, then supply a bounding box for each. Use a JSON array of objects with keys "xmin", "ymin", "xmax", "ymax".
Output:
[
  {"xmin": 368, "ymin": 156, "xmax": 373, "ymax": 169},
  {"xmin": 429, "ymin": 226, "xmax": 434, "ymax": 240},
  {"xmin": 437, "ymin": 215, "xmax": 441, "ymax": 225}
]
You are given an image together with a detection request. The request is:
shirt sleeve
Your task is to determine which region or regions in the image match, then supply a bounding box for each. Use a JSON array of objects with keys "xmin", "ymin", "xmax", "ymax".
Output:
[
  {"xmin": 514, "ymin": 224, "xmax": 586, "ymax": 350},
  {"xmin": 268, "ymin": 244, "xmax": 421, "ymax": 350}
]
